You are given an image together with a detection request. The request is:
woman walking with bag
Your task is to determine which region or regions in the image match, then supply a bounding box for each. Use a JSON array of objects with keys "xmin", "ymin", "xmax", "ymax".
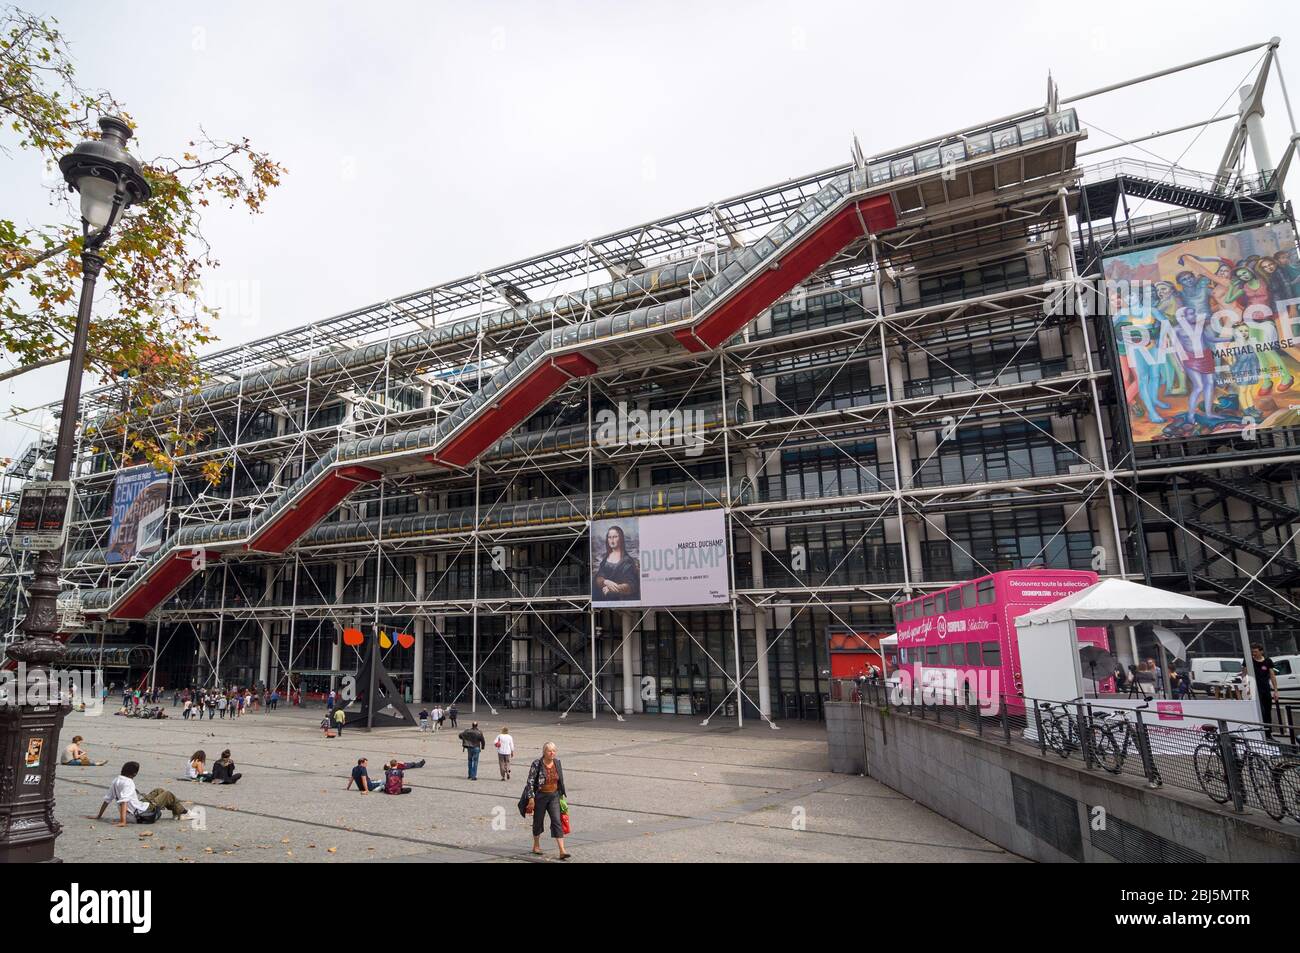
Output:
[{"xmin": 521, "ymin": 742, "xmax": 571, "ymax": 860}]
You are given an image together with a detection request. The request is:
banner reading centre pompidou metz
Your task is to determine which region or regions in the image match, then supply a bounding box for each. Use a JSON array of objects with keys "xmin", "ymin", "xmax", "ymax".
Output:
[
  {"xmin": 106, "ymin": 464, "xmax": 170, "ymax": 564},
  {"xmin": 1103, "ymin": 222, "xmax": 1300, "ymax": 443},
  {"xmin": 590, "ymin": 510, "xmax": 729, "ymax": 608}
]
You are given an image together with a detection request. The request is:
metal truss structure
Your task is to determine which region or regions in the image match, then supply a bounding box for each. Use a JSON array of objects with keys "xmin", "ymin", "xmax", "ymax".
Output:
[{"xmin": 3, "ymin": 39, "xmax": 1299, "ymax": 726}]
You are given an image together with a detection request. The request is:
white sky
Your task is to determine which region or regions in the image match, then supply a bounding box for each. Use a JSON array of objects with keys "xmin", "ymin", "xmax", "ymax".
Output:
[{"xmin": 3, "ymin": 0, "xmax": 1299, "ymax": 460}]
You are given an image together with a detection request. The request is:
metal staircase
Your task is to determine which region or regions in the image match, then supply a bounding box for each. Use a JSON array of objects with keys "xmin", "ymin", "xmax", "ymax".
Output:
[
  {"xmin": 1191, "ymin": 573, "xmax": 1300, "ymax": 627},
  {"xmin": 80, "ymin": 169, "xmax": 898, "ymax": 621},
  {"xmin": 1170, "ymin": 471, "xmax": 1300, "ymax": 625},
  {"xmin": 1080, "ymin": 161, "xmax": 1278, "ymax": 223}
]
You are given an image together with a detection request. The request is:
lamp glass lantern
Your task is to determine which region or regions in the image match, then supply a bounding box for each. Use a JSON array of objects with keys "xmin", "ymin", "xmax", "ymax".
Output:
[{"xmin": 57, "ymin": 115, "xmax": 152, "ymax": 239}]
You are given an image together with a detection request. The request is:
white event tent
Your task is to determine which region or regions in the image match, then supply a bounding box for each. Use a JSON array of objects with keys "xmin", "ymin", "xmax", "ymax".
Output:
[{"xmin": 1013, "ymin": 578, "xmax": 1262, "ymax": 726}]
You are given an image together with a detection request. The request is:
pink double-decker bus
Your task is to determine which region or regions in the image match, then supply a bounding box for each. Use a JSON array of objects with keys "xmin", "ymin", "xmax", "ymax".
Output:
[{"xmin": 891, "ymin": 569, "xmax": 1110, "ymax": 713}]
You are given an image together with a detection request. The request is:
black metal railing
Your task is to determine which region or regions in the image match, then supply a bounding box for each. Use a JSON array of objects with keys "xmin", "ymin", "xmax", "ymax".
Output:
[{"xmin": 833, "ymin": 679, "xmax": 1300, "ymax": 825}]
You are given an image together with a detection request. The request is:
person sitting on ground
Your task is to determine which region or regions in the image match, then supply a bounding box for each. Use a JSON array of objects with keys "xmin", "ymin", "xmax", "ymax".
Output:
[
  {"xmin": 188, "ymin": 750, "xmax": 213, "ymax": 782},
  {"xmin": 348, "ymin": 757, "xmax": 384, "ymax": 794},
  {"xmin": 383, "ymin": 757, "xmax": 427, "ymax": 794},
  {"xmin": 95, "ymin": 762, "xmax": 187, "ymax": 825},
  {"xmin": 63, "ymin": 735, "xmax": 106, "ymax": 766},
  {"xmin": 211, "ymin": 749, "xmax": 242, "ymax": 785}
]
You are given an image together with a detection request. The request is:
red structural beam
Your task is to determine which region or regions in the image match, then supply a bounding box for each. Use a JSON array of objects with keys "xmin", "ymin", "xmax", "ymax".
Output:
[
  {"xmin": 111, "ymin": 550, "xmax": 222, "ymax": 621},
  {"xmin": 247, "ymin": 464, "xmax": 382, "ymax": 553},
  {"xmin": 675, "ymin": 195, "xmax": 896, "ymax": 353},
  {"xmin": 436, "ymin": 353, "xmax": 597, "ymax": 467}
]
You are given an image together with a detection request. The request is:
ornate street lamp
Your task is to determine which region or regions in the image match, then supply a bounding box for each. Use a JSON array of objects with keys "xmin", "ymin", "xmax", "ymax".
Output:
[{"xmin": 0, "ymin": 116, "xmax": 150, "ymax": 862}]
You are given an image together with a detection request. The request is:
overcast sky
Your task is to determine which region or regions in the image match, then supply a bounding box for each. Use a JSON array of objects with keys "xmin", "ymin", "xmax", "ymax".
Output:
[{"xmin": 3, "ymin": 0, "xmax": 1299, "ymax": 460}]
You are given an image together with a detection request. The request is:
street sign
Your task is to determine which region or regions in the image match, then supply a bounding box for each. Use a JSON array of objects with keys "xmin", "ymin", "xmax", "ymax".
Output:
[{"xmin": 10, "ymin": 481, "xmax": 74, "ymax": 551}]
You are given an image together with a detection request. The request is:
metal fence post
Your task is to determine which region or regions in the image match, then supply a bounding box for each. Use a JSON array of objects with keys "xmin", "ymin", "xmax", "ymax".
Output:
[
  {"xmin": 1077, "ymin": 702, "xmax": 1094, "ymax": 769},
  {"xmin": 1217, "ymin": 718, "xmax": 1247, "ymax": 814},
  {"xmin": 1132, "ymin": 708, "xmax": 1162, "ymax": 788},
  {"xmin": 1032, "ymin": 699, "xmax": 1046, "ymax": 756},
  {"xmin": 1000, "ymin": 698, "xmax": 1011, "ymax": 744}
]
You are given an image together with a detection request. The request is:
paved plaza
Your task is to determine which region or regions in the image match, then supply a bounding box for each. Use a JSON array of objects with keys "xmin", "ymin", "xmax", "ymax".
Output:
[{"xmin": 52, "ymin": 704, "xmax": 1021, "ymax": 863}]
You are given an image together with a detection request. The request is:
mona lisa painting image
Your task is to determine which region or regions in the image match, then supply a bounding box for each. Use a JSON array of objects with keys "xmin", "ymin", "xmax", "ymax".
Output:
[{"xmin": 591, "ymin": 518, "xmax": 642, "ymax": 604}]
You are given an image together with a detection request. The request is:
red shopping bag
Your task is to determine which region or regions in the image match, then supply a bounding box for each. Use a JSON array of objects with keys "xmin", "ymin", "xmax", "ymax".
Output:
[{"xmin": 561, "ymin": 812, "xmax": 571, "ymax": 835}]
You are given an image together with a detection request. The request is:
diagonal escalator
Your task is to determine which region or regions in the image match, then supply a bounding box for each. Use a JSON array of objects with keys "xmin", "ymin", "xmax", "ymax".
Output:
[{"xmin": 83, "ymin": 171, "xmax": 896, "ymax": 620}]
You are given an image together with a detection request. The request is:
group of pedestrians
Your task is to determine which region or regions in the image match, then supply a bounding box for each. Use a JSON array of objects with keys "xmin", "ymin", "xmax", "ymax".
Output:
[
  {"xmin": 416, "ymin": 703, "xmax": 458, "ymax": 731},
  {"xmin": 180, "ymin": 687, "xmax": 261, "ymax": 720},
  {"xmin": 337, "ymin": 724, "xmax": 569, "ymax": 859},
  {"xmin": 88, "ymin": 690, "xmax": 573, "ymax": 858},
  {"xmin": 117, "ymin": 686, "xmax": 164, "ymax": 711}
]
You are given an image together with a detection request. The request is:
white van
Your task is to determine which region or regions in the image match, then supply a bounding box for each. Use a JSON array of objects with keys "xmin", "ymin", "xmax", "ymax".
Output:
[
  {"xmin": 1270, "ymin": 655, "xmax": 1299, "ymax": 696},
  {"xmin": 1189, "ymin": 657, "xmax": 1246, "ymax": 686}
]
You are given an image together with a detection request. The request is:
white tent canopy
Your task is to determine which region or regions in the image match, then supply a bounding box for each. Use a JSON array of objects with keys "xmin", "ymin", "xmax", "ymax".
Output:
[
  {"xmin": 1015, "ymin": 578, "xmax": 1245, "ymax": 626},
  {"xmin": 1012, "ymin": 578, "xmax": 1262, "ymax": 725}
]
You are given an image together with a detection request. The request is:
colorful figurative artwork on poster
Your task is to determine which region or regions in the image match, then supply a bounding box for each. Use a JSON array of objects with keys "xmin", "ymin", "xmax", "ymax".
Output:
[
  {"xmin": 1102, "ymin": 223, "xmax": 1300, "ymax": 443},
  {"xmin": 105, "ymin": 465, "xmax": 170, "ymax": 563}
]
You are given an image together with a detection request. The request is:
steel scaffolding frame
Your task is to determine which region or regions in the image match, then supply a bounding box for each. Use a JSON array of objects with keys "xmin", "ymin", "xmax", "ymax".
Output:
[{"xmin": 5, "ymin": 40, "xmax": 1299, "ymax": 724}]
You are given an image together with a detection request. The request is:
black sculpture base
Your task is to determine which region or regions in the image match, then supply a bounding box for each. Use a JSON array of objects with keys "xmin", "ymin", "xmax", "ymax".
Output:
[{"xmin": 344, "ymin": 638, "xmax": 419, "ymax": 731}]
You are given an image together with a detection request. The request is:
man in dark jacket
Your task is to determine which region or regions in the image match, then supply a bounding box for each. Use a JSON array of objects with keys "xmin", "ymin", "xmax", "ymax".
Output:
[{"xmin": 458, "ymin": 722, "xmax": 486, "ymax": 780}]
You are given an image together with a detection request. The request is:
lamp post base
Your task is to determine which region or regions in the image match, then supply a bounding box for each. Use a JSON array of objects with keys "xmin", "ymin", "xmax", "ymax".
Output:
[{"xmin": 0, "ymin": 701, "xmax": 69, "ymax": 863}]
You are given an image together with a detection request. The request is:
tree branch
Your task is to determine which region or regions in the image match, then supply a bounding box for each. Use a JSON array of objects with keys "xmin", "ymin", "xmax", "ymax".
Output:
[
  {"xmin": 0, "ymin": 351, "xmax": 70, "ymax": 384},
  {"xmin": 0, "ymin": 238, "xmax": 73, "ymax": 282}
]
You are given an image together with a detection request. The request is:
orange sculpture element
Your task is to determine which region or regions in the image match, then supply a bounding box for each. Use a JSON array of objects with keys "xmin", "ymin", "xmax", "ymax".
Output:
[
  {"xmin": 396, "ymin": 632, "xmax": 415, "ymax": 649},
  {"xmin": 342, "ymin": 627, "xmax": 365, "ymax": 647}
]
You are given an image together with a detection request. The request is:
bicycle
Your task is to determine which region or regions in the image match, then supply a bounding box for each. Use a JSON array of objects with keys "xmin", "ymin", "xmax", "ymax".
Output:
[
  {"xmin": 1038, "ymin": 701, "xmax": 1080, "ymax": 758},
  {"xmin": 1087, "ymin": 698, "xmax": 1152, "ymax": 775},
  {"xmin": 1278, "ymin": 761, "xmax": 1300, "ymax": 823},
  {"xmin": 1193, "ymin": 724, "xmax": 1288, "ymax": 821}
]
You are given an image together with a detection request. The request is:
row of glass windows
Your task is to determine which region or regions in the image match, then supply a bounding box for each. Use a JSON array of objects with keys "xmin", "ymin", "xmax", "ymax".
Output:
[
  {"xmin": 896, "ymin": 578, "xmax": 996, "ymax": 622},
  {"xmin": 765, "ymin": 440, "xmax": 892, "ymax": 501},
  {"xmin": 898, "ymin": 641, "xmax": 1002, "ymax": 668},
  {"xmin": 911, "ymin": 420, "xmax": 1081, "ymax": 488},
  {"xmin": 905, "ymin": 336, "xmax": 1057, "ymax": 398},
  {"xmin": 866, "ymin": 110, "xmax": 1078, "ymax": 186},
  {"xmin": 916, "ymin": 256, "xmax": 1032, "ymax": 308},
  {"xmin": 757, "ymin": 357, "xmax": 884, "ymax": 420}
]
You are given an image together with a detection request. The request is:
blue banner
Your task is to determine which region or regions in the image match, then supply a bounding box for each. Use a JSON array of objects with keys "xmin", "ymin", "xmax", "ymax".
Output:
[{"xmin": 106, "ymin": 465, "xmax": 169, "ymax": 564}]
